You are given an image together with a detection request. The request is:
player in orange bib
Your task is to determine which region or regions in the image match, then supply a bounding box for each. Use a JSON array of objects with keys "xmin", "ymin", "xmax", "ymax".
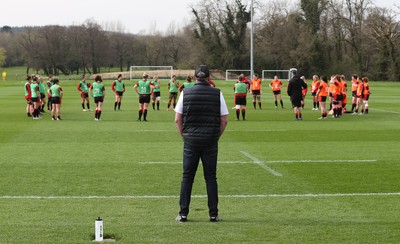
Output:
[
  {"xmin": 250, "ymin": 73, "xmax": 262, "ymax": 109},
  {"xmin": 353, "ymin": 77, "xmax": 365, "ymax": 115},
  {"xmin": 269, "ymin": 75, "xmax": 284, "ymax": 109},
  {"xmin": 317, "ymin": 75, "xmax": 329, "ymax": 119},
  {"xmin": 361, "ymin": 77, "xmax": 371, "ymax": 114},
  {"xmin": 350, "ymin": 75, "xmax": 359, "ymax": 113},
  {"xmin": 330, "ymin": 75, "xmax": 343, "ymax": 118},
  {"xmin": 311, "ymin": 75, "xmax": 320, "ymax": 110},
  {"xmin": 340, "ymin": 75, "xmax": 348, "ymax": 113}
]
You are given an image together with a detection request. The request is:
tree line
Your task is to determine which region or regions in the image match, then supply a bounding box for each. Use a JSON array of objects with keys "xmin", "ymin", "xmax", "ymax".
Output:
[{"xmin": 0, "ymin": 0, "xmax": 399, "ymax": 81}]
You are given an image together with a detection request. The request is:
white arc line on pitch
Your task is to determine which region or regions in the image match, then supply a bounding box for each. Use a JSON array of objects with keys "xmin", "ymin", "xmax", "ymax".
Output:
[{"xmin": 240, "ymin": 151, "xmax": 283, "ymax": 177}]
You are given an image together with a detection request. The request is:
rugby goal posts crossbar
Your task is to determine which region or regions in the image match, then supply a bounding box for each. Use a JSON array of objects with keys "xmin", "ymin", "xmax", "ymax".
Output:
[
  {"xmin": 225, "ymin": 70, "xmax": 252, "ymax": 81},
  {"xmin": 129, "ymin": 66, "xmax": 173, "ymax": 80}
]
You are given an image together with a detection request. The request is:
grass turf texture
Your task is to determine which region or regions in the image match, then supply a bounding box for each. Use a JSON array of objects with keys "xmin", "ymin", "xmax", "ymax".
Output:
[{"xmin": 0, "ymin": 78, "xmax": 399, "ymax": 243}]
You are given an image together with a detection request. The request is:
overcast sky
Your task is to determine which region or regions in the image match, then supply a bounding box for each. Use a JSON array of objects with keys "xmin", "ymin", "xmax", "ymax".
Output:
[{"xmin": 0, "ymin": 0, "xmax": 398, "ymax": 34}]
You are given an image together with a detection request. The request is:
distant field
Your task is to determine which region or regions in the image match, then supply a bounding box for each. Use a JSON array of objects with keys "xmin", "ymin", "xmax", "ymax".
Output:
[{"xmin": 0, "ymin": 77, "xmax": 399, "ymax": 243}]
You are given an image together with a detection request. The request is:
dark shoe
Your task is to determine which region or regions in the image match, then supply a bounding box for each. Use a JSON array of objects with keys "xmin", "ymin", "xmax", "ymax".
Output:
[
  {"xmin": 210, "ymin": 216, "xmax": 221, "ymax": 222},
  {"xmin": 176, "ymin": 215, "xmax": 187, "ymax": 222}
]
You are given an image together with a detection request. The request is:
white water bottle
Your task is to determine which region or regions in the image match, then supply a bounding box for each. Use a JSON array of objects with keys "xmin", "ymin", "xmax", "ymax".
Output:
[{"xmin": 95, "ymin": 217, "xmax": 103, "ymax": 242}]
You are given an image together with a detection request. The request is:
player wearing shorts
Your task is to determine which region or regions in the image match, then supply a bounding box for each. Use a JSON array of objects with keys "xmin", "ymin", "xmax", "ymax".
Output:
[
  {"xmin": 340, "ymin": 75, "xmax": 348, "ymax": 113},
  {"xmin": 48, "ymin": 78, "xmax": 63, "ymax": 120},
  {"xmin": 234, "ymin": 75, "xmax": 248, "ymax": 120},
  {"xmin": 330, "ymin": 75, "xmax": 343, "ymax": 118},
  {"xmin": 46, "ymin": 75, "xmax": 53, "ymax": 111},
  {"xmin": 167, "ymin": 75, "xmax": 179, "ymax": 111},
  {"xmin": 269, "ymin": 76, "xmax": 284, "ymax": 109},
  {"xmin": 151, "ymin": 76, "xmax": 161, "ymax": 110},
  {"xmin": 134, "ymin": 73, "xmax": 154, "ymax": 121},
  {"xmin": 38, "ymin": 76, "xmax": 46, "ymax": 113},
  {"xmin": 90, "ymin": 75, "xmax": 105, "ymax": 121},
  {"xmin": 353, "ymin": 78, "xmax": 364, "ymax": 115},
  {"xmin": 111, "ymin": 74, "xmax": 125, "ymax": 111},
  {"xmin": 317, "ymin": 75, "xmax": 329, "ymax": 119},
  {"xmin": 77, "ymin": 74, "xmax": 91, "ymax": 111},
  {"xmin": 328, "ymin": 80, "xmax": 335, "ymax": 111},
  {"xmin": 24, "ymin": 75, "xmax": 33, "ymax": 117},
  {"xmin": 350, "ymin": 75, "xmax": 359, "ymax": 113},
  {"xmin": 30, "ymin": 76, "xmax": 41, "ymax": 119},
  {"xmin": 311, "ymin": 75, "xmax": 320, "ymax": 110},
  {"xmin": 250, "ymin": 73, "xmax": 262, "ymax": 109},
  {"xmin": 362, "ymin": 77, "xmax": 371, "ymax": 114}
]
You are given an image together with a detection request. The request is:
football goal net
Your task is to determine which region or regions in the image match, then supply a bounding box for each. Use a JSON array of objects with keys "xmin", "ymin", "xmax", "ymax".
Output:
[
  {"xmin": 225, "ymin": 70, "xmax": 252, "ymax": 81},
  {"xmin": 129, "ymin": 66, "xmax": 173, "ymax": 80}
]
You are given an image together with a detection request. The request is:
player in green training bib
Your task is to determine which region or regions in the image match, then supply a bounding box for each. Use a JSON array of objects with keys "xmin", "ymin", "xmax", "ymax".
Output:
[
  {"xmin": 234, "ymin": 75, "xmax": 249, "ymax": 121},
  {"xmin": 90, "ymin": 75, "xmax": 105, "ymax": 121},
  {"xmin": 30, "ymin": 75, "xmax": 41, "ymax": 119},
  {"xmin": 77, "ymin": 74, "xmax": 91, "ymax": 111},
  {"xmin": 38, "ymin": 76, "xmax": 46, "ymax": 113},
  {"xmin": 48, "ymin": 78, "xmax": 63, "ymax": 121},
  {"xmin": 111, "ymin": 74, "xmax": 126, "ymax": 111},
  {"xmin": 179, "ymin": 75, "xmax": 195, "ymax": 92},
  {"xmin": 151, "ymin": 75, "xmax": 161, "ymax": 110},
  {"xmin": 134, "ymin": 73, "xmax": 154, "ymax": 121},
  {"xmin": 167, "ymin": 75, "xmax": 179, "ymax": 111},
  {"xmin": 24, "ymin": 75, "xmax": 33, "ymax": 117}
]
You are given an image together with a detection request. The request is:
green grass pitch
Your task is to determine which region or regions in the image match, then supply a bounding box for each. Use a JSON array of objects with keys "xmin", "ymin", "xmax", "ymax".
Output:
[{"xmin": 0, "ymin": 77, "xmax": 399, "ymax": 243}]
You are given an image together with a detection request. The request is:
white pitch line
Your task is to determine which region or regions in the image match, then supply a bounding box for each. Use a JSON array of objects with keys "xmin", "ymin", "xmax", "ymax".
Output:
[
  {"xmin": 370, "ymin": 108, "xmax": 400, "ymax": 114},
  {"xmin": 141, "ymin": 161, "xmax": 250, "ymax": 165},
  {"xmin": 264, "ymin": 159, "xmax": 377, "ymax": 164},
  {"xmin": 240, "ymin": 151, "xmax": 283, "ymax": 177},
  {"xmin": 1, "ymin": 192, "xmax": 400, "ymax": 199},
  {"xmin": 226, "ymin": 129, "xmax": 287, "ymax": 132},
  {"xmin": 141, "ymin": 160, "xmax": 376, "ymax": 165}
]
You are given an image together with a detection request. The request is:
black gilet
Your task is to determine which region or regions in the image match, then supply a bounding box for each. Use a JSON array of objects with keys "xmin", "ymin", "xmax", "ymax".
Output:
[{"xmin": 182, "ymin": 80, "xmax": 221, "ymax": 145}]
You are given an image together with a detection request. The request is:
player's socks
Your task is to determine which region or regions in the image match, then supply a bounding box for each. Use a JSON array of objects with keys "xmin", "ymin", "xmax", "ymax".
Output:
[
  {"xmin": 87, "ymin": 103, "xmax": 90, "ymax": 110},
  {"xmin": 236, "ymin": 109, "xmax": 240, "ymax": 120},
  {"xmin": 280, "ymin": 100, "xmax": 284, "ymax": 108},
  {"xmin": 253, "ymin": 102, "xmax": 256, "ymax": 109},
  {"xmin": 157, "ymin": 102, "xmax": 160, "ymax": 110},
  {"xmin": 275, "ymin": 101, "xmax": 278, "ymax": 107},
  {"xmin": 143, "ymin": 109, "xmax": 148, "ymax": 121},
  {"xmin": 152, "ymin": 102, "xmax": 155, "ymax": 110},
  {"xmin": 118, "ymin": 102, "xmax": 121, "ymax": 110},
  {"xmin": 258, "ymin": 102, "xmax": 262, "ymax": 109},
  {"xmin": 82, "ymin": 103, "xmax": 85, "ymax": 109},
  {"xmin": 114, "ymin": 102, "xmax": 117, "ymax": 110},
  {"xmin": 138, "ymin": 109, "xmax": 143, "ymax": 120},
  {"xmin": 241, "ymin": 109, "xmax": 246, "ymax": 120},
  {"xmin": 98, "ymin": 110, "xmax": 102, "ymax": 120}
]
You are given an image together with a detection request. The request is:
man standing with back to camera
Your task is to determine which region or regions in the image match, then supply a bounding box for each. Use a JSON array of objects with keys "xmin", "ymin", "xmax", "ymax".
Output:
[
  {"xmin": 174, "ymin": 65, "xmax": 229, "ymax": 222},
  {"xmin": 287, "ymin": 69, "xmax": 307, "ymax": 120}
]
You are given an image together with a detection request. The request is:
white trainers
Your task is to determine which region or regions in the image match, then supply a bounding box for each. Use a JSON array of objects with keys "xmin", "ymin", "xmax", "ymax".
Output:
[{"xmin": 83, "ymin": 109, "xmax": 87, "ymax": 112}]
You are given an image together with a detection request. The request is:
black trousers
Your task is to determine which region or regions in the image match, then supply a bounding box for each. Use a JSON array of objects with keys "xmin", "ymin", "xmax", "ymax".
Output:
[{"xmin": 179, "ymin": 141, "xmax": 219, "ymax": 217}]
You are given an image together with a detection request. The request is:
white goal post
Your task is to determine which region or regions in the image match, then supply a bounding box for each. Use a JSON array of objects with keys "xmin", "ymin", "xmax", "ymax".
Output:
[
  {"xmin": 129, "ymin": 66, "xmax": 173, "ymax": 80},
  {"xmin": 225, "ymin": 69, "xmax": 252, "ymax": 81}
]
